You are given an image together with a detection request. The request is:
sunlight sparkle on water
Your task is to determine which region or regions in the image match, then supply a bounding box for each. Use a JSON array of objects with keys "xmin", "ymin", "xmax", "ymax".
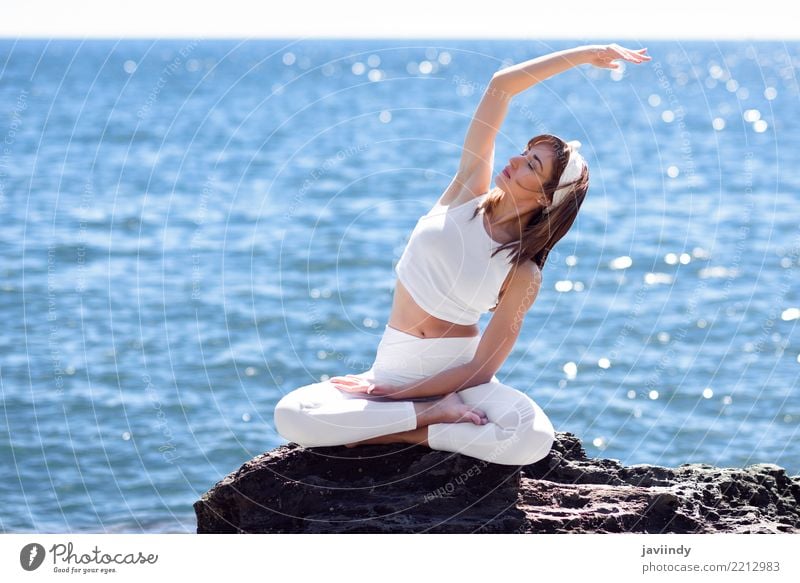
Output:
[
  {"xmin": 743, "ymin": 109, "xmax": 761, "ymax": 122},
  {"xmin": 609, "ymin": 256, "xmax": 632, "ymax": 270},
  {"xmin": 644, "ymin": 272, "xmax": 672, "ymax": 285},
  {"xmin": 555, "ymin": 280, "xmax": 574, "ymax": 292},
  {"xmin": 781, "ymin": 308, "xmax": 800, "ymax": 321}
]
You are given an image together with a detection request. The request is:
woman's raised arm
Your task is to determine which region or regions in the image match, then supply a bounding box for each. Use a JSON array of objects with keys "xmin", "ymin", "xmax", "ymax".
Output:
[
  {"xmin": 452, "ymin": 44, "xmax": 649, "ymax": 199},
  {"xmin": 492, "ymin": 43, "xmax": 650, "ymax": 97},
  {"xmin": 449, "ymin": 80, "xmax": 511, "ymax": 199}
]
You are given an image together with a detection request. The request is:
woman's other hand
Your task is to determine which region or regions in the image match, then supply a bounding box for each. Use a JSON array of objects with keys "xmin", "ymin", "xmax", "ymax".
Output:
[
  {"xmin": 330, "ymin": 374, "xmax": 398, "ymax": 396},
  {"xmin": 330, "ymin": 374, "xmax": 376, "ymax": 394},
  {"xmin": 330, "ymin": 375, "xmax": 416, "ymax": 398},
  {"xmin": 584, "ymin": 44, "xmax": 650, "ymax": 69}
]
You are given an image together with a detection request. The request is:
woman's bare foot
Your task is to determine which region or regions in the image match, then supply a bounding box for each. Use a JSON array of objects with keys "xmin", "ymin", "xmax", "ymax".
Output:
[{"xmin": 416, "ymin": 391, "xmax": 488, "ymax": 427}]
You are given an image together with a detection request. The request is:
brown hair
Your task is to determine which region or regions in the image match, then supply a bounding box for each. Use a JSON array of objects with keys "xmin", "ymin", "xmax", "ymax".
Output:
[{"xmin": 468, "ymin": 133, "xmax": 590, "ymax": 272}]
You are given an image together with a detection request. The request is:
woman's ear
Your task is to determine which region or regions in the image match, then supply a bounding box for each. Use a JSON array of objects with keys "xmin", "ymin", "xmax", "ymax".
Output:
[{"xmin": 538, "ymin": 194, "xmax": 550, "ymax": 209}]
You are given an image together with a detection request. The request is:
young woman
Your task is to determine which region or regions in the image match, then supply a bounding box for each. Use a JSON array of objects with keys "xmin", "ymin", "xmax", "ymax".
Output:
[{"xmin": 274, "ymin": 43, "xmax": 650, "ymax": 466}]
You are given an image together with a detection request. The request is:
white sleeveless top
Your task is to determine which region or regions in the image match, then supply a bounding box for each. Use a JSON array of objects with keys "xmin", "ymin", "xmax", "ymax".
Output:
[{"xmin": 394, "ymin": 192, "xmax": 516, "ymax": 325}]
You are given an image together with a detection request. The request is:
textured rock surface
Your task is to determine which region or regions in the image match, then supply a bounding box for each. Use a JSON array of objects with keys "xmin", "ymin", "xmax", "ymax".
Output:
[{"xmin": 194, "ymin": 431, "xmax": 800, "ymax": 533}]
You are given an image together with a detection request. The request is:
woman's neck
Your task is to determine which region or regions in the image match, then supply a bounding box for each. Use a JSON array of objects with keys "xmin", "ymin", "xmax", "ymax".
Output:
[{"xmin": 487, "ymin": 190, "xmax": 543, "ymax": 240}]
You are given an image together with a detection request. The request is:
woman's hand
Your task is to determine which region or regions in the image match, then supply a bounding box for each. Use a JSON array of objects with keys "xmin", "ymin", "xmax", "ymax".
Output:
[
  {"xmin": 329, "ymin": 375, "xmax": 415, "ymax": 398},
  {"xmin": 330, "ymin": 374, "xmax": 377, "ymax": 394},
  {"xmin": 330, "ymin": 374, "xmax": 399, "ymax": 396},
  {"xmin": 583, "ymin": 44, "xmax": 650, "ymax": 69}
]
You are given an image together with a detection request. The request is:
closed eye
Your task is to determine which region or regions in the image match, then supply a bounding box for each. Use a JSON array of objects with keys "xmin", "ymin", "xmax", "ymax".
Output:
[{"xmin": 521, "ymin": 151, "xmax": 536, "ymax": 173}]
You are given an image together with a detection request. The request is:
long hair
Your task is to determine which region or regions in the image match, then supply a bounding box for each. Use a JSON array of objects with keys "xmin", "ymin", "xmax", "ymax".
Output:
[{"xmin": 468, "ymin": 133, "xmax": 590, "ymax": 273}]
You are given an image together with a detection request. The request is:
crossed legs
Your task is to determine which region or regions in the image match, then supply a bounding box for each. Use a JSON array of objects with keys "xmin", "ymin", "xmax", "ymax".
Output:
[
  {"xmin": 343, "ymin": 391, "xmax": 488, "ymax": 448},
  {"xmin": 273, "ymin": 381, "xmax": 488, "ymax": 446},
  {"xmin": 273, "ymin": 377, "xmax": 555, "ymax": 466}
]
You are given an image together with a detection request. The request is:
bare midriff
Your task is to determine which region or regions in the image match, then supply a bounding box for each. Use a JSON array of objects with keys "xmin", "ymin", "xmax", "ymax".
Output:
[{"xmin": 387, "ymin": 279, "xmax": 480, "ymax": 339}]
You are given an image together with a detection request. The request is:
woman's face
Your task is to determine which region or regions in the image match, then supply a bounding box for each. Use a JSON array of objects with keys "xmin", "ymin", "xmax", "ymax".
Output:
[{"xmin": 496, "ymin": 143, "xmax": 555, "ymax": 207}]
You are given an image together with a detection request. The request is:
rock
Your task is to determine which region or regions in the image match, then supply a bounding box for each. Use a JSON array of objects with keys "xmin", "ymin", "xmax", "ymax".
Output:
[{"xmin": 194, "ymin": 431, "xmax": 800, "ymax": 533}]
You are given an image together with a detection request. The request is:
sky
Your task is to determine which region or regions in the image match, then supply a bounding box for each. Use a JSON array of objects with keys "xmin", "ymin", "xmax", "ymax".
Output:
[{"xmin": 0, "ymin": 0, "xmax": 798, "ymax": 40}]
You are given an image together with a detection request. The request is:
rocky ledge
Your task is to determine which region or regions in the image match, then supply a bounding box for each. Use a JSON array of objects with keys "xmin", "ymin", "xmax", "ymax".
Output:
[{"xmin": 194, "ymin": 432, "xmax": 800, "ymax": 533}]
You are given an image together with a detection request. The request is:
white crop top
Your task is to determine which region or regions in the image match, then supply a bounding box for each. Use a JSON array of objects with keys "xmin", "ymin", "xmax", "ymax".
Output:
[{"xmin": 394, "ymin": 192, "xmax": 516, "ymax": 325}]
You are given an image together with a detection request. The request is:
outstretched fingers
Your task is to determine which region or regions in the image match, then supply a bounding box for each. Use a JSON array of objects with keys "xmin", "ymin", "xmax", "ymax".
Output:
[
  {"xmin": 621, "ymin": 46, "xmax": 651, "ymax": 63},
  {"xmin": 330, "ymin": 375, "xmax": 373, "ymax": 394},
  {"xmin": 604, "ymin": 44, "xmax": 650, "ymax": 66}
]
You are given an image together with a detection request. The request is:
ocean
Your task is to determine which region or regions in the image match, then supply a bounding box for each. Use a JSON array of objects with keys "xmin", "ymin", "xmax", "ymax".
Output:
[{"xmin": 0, "ymin": 38, "xmax": 798, "ymax": 532}]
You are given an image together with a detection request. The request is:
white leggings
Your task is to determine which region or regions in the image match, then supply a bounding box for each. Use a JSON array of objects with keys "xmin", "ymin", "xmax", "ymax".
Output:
[{"xmin": 273, "ymin": 324, "xmax": 556, "ymax": 466}]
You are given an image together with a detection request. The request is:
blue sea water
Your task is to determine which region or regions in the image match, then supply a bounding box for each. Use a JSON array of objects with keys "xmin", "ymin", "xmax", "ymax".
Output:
[{"xmin": 0, "ymin": 38, "xmax": 798, "ymax": 533}]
